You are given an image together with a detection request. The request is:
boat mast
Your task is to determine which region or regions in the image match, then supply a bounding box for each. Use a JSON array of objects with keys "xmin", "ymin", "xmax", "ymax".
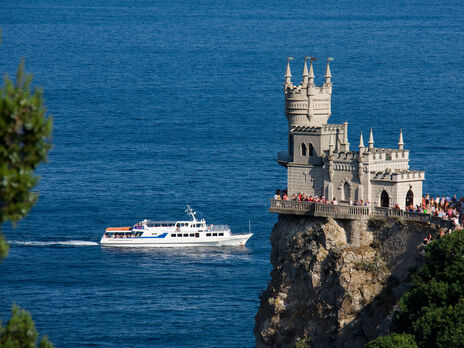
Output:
[{"xmin": 185, "ymin": 205, "xmax": 197, "ymax": 222}]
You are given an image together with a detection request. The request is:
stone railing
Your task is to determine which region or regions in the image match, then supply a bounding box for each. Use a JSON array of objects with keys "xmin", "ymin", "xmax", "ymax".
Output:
[{"xmin": 269, "ymin": 199, "xmax": 455, "ymax": 228}]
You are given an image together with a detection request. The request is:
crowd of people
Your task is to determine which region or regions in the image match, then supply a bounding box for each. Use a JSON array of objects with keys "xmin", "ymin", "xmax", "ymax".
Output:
[
  {"xmin": 405, "ymin": 194, "xmax": 464, "ymax": 229},
  {"xmin": 273, "ymin": 189, "xmax": 464, "ymax": 229},
  {"xmin": 273, "ymin": 189, "xmax": 372, "ymax": 206}
]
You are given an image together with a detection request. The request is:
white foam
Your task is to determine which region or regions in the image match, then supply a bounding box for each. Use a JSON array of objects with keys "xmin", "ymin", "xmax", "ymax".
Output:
[{"xmin": 10, "ymin": 240, "xmax": 99, "ymax": 247}]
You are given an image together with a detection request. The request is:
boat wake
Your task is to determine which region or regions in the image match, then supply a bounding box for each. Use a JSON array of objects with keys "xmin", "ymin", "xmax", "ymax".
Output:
[{"xmin": 9, "ymin": 240, "xmax": 99, "ymax": 247}]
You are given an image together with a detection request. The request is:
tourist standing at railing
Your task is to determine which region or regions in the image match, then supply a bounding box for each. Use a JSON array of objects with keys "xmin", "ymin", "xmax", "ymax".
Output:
[{"xmin": 435, "ymin": 195, "xmax": 440, "ymax": 208}]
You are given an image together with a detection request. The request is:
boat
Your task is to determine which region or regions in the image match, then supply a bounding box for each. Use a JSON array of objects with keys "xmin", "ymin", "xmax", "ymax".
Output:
[{"xmin": 100, "ymin": 206, "xmax": 253, "ymax": 247}]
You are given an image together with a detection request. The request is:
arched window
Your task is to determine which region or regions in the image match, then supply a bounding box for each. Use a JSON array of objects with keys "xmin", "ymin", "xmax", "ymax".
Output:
[
  {"xmin": 381, "ymin": 190, "xmax": 389, "ymax": 207},
  {"xmin": 343, "ymin": 182, "xmax": 350, "ymax": 201},
  {"xmin": 301, "ymin": 143, "xmax": 307, "ymax": 156},
  {"xmin": 308, "ymin": 143, "xmax": 314, "ymax": 156},
  {"xmin": 406, "ymin": 189, "xmax": 414, "ymax": 208}
]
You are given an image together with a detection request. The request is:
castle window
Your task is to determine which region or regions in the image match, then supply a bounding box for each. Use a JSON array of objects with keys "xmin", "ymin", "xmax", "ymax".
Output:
[
  {"xmin": 301, "ymin": 143, "xmax": 307, "ymax": 156},
  {"xmin": 308, "ymin": 143, "xmax": 314, "ymax": 156}
]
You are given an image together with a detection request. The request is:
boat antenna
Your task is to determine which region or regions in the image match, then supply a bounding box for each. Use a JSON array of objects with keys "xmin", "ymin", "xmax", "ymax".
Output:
[{"xmin": 185, "ymin": 205, "xmax": 197, "ymax": 222}]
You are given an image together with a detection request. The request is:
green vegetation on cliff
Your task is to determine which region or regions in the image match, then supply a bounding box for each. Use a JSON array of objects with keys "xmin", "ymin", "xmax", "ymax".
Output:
[{"xmin": 367, "ymin": 230, "xmax": 464, "ymax": 348}]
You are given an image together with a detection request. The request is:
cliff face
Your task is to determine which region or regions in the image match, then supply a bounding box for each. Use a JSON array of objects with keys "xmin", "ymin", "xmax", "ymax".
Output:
[{"xmin": 255, "ymin": 215, "xmax": 439, "ymax": 348}]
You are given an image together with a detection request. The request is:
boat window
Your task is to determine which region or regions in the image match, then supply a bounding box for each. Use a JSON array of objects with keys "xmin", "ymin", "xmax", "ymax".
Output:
[
  {"xmin": 175, "ymin": 223, "xmax": 180, "ymax": 227},
  {"xmin": 177, "ymin": 233, "xmax": 182, "ymax": 237},
  {"xmin": 183, "ymin": 233, "xmax": 188, "ymax": 237},
  {"xmin": 189, "ymin": 233, "xmax": 194, "ymax": 237},
  {"xmin": 171, "ymin": 234, "xmax": 176, "ymax": 237},
  {"xmin": 213, "ymin": 233, "xmax": 218, "ymax": 236},
  {"xmin": 195, "ymin": 233, "xmax": 199, "ymax": 238},
  {"xmin": 169, "ymin": 223, "xmax": 175, "ymax": 227},
  {"xmin": 206, "ymin": 233, "xmax": 211, "ymax": 237},
  {"xmin": 155, "ymin": 223, "xmax": 161, "ymax": 227},
  {"xmin": 195, "ymin": 223, "xmax": 200, "ymax": 227},
  {"xmin": 162, "ymin": 223, "xmax": 167, "ymax": 227},
  {"xmin": 219, "ymin": 233, "xmax": 224, "ymax": 236}
]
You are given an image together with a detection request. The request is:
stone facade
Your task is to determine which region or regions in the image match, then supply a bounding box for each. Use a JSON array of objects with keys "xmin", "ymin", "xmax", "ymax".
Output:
[{"xmin": 278, "ymin": 58, "xmax": 424, "ymax": 209}]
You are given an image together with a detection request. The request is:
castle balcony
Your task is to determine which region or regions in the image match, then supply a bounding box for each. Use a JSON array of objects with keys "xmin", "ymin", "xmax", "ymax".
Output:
[
  {"xmin": 269, "ymin": 199, "xmax": 454, "ymax": 228},
  {"xmin": 277, "ymin": 151, "xmax": 291, "ymax": 166}
]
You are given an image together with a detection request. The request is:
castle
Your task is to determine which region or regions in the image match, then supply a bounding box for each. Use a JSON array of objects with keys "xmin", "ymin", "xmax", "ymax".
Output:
[{"xmin": 277, "ymin": 58, "xmax": 424, "ymax": 209}]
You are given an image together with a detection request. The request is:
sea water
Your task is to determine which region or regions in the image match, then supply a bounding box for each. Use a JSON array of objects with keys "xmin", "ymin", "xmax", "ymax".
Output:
[{"xmin": 0, "ymin": 0, "xmax": 463, "ymax": 346}]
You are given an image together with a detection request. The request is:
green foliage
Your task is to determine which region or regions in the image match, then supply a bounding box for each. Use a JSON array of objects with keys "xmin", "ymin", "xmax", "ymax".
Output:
[
  {"xmin": 0, "ymin": 232, "xmax": 8, "ymax": 259},
  {"xmin": 0, "ymin": 305, "xmax": 53, "ymax": 348},
  {"xmin": 392, "ymin": 230, "xmax": 464, "ymax": 347},
  {"xmin": 365, "ymin": 333, "xmax": 417, "ymax": 348},
  {"xmin": 0, "ymin": 60, "xmax": 52, "ymax": 227},
  {"xmin": 0, "ymin": 55, "xmax": 53, "ymax": 346},
  {"xmin": 295, "ymin": 337, "xmax": 309, "ymax": 348}
]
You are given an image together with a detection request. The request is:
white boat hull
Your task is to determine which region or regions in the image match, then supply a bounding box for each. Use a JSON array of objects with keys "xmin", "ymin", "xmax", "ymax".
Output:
[{"xmin": 100, "ymin": 233, "xmax": 253, "ymax": 248}]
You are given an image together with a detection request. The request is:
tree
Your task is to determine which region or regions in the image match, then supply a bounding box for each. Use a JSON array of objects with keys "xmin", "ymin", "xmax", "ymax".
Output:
[
  {"xmin": 0, "ymin": 305, "xmax": 53, "ymax": 348},
  {"xmin": 365, "ymin": 333, "xmax": 417, "ymax": 348},
  {"xmin": 393, "ymin": 230, "xmax": 464, "ymax": 348},
  {"xmin": 366, "ymin": 230, "xmax": 464, "ymax": 348},
  {"xmin": 0, "ymin": 28, "xmax": 54, "ymax": 346}
]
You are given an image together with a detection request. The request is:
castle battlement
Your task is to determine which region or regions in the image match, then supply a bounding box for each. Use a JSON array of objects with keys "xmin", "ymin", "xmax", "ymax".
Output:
[
  {"xmin": 367, "ymin": 150, "xmax": 410, "ymax": 161},
  {"xmin": 278, "ymin": 57, "xmax": 424, "ymax": 209}
]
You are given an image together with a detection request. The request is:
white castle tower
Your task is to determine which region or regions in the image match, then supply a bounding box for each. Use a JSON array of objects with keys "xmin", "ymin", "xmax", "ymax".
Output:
[{"xmin": 278, "ymin": 57, "xmax": 424, "ymax": 209}]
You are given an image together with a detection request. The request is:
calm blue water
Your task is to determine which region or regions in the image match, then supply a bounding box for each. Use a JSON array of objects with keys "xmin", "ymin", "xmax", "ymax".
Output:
[{"xmin": 0, "ymin": 1, "xmax": 463, "ymax": 346}]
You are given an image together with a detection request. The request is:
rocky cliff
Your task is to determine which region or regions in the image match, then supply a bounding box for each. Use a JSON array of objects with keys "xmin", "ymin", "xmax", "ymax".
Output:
[{"xmin": 255, "ymin": 214, "xmax": 440, "ymax": 347}]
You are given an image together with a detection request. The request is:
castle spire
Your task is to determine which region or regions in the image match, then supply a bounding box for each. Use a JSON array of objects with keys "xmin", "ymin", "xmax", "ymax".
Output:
[
  {"xmin": 398, "ymin": 129, "xmax": 404, "ymax": 150},
  {"xmin": 285, "ymin": 57, "xmax": 293, "ymax": 86},
  {"xmin": 368, "ymin": 128, "xmax": 374, "ymax": 150},
  {"xmin": 308, "ymin": 57, "xmax": 315, "ymax": 85},
  {"xmin": 302, "ymin": 57, "xmax": 309, "ymax": 86},
  {"xmin": 325, "ymin": 57, "xmax": 333, "ymax": 84},
  {"xmin": 358, "ymin": 131, "xmax": 365, "ymax": 153}
]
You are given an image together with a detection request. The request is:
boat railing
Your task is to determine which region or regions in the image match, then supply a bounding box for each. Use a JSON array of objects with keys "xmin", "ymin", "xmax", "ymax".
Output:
[{"xmin": 208, "ymin": 224, "xmax": 230, "ymax": 231}]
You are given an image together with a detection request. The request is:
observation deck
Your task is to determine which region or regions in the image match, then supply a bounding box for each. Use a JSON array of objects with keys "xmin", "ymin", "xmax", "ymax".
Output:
[{"xmin": 269, "ymin": 199, "xmax": 454, "ymax": 229}]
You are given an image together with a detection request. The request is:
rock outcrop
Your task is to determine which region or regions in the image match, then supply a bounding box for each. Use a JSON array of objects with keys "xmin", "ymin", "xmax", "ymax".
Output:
[{"xmin": 255, "ymin": 214, "xmax": 440, "ymax": 347}]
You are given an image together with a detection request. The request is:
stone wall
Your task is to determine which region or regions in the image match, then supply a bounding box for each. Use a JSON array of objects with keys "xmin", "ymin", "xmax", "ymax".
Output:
[{"xmin": 254, "ymin": 214, "xmax": 440, "ymax": 347}]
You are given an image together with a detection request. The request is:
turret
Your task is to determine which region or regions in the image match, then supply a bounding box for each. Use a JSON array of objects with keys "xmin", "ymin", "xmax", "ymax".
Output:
[
  {"xmin": 302, "ymin": 57, "xmax": 309, "ymax": 87},
  {"xmin": 342, "ymin": 121, "xmax": 350, "ymax": 152},
  {"xmin": 368, "ymin": 128, "xmax": 374, "ymax": 150},
  {"xmin": 284, "ymin": 57, "xmax": 292, "ymax": 87},
  {"xmin": 398, "ymin": 129, "xmax": 404, "ymax": 150},
  {"xmin": 324, "ymin": 58, "xmax": 332, "ymax": 85},
  {"xmin": 329, "ymin": 132, "xmax": 335, "ymax": 155},
  {"xmin": 308, "ymin": 58, "xmax": 315, "ymax": 86},
  {"xmin": 358, "ymin": 131, "xmax": 365, "ymax": 155},
  {"xmin": 284, "ymin": 57, "xmax": 332, "ymax": 128}
]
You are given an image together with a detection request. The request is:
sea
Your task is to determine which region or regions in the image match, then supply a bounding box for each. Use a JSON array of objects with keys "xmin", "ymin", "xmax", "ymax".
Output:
[{"xmin": 0, "ymin": 1, "xmax": 463, "ymax": 347}]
